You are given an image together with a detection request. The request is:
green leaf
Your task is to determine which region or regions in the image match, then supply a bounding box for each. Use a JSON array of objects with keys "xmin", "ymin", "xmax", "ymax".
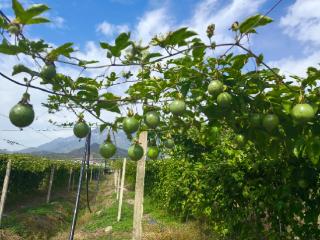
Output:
[
  {"xmin": 12, "ymin": 0, "xmax": 25, "ymax": 19},
  {"xmin": 192, "ymin": 42, "xmax": 206, "ymax": 60},
  {"xmin": 115, "ymin": 32, "xmax": 131, "ymax": 50},
  {"xmin": 47, "ymin": 42, "xmax": 74, "ymax": 61},
  {"xmin": 100, "ymin": 42, "xmax": 112, "ymax": 50},
  {"xmin": 97, "ymin": 93, "xmax": 121, "ymax": 114},
  {"xmin": 0, "ymin": 39, "xmax": 22, "ymax": 55},
  {"xmin": 239, "ymin": 14, "xmax": 273, "ymax": 34},
  {"xmin": 100, "ymin": 123, "xmax": 109, "ymax": 133},
  {"xmin": 12, "ymin": 64, "xmax": 35, "ymax": 76},
  {"xmin": 25, "ymin": 17, "xmax": 50, "ymax": 25},
  {"xmin": 0, "ymin": 17, "xmax": 8, "ymax": 29},
  {"xmin": 143, "ymin": 53, "xmax": 162, "ymax": 63},
  {"xmin": 166, "ymin": 27, "xmax": 197, "ymax": 46},
  {"xmin": 24, "ymin": 4, "xmax": 49, "ymax": 20}
]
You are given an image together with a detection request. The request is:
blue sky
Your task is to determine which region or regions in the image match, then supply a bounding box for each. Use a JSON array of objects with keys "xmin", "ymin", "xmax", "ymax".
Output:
[{"xmin": 0, "ymin": 0, "xmax": 319, "ymax": 150}]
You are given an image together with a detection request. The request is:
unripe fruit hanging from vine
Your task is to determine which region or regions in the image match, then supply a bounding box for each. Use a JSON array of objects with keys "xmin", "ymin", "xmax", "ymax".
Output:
[
  {"xmin": 73, "ymin": 120, "xmax": 90, "ymax": 138},
  {"xmin": 128, "ymin": 143, "xmax": 144, "ymax": 161},
  {"xmin": 291, "ymin": 103, "xmax": 315, "ymax": 124},
  {"xmin": 9, "ymin": 93, "xmax": 35, "ymax": 128},
  {"xmin": 169, "ymin": 99, "xmax": 186, "ymax": 116}
]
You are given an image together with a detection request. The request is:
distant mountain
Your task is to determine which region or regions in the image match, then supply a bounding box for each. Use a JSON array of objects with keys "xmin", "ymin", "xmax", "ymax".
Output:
[{"xmin": 19, "ymin": 128, "xmax": 131, "ymax": 155}]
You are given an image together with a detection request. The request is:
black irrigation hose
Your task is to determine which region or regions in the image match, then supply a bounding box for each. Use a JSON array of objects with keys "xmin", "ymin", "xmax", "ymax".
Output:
[
  {"xmin": 86, "ymin": 129, "xmax": 92, "ymax": 213},
  {"xmin": 68, "ymin": 133, "xmax": 90, "ymax": 240}
]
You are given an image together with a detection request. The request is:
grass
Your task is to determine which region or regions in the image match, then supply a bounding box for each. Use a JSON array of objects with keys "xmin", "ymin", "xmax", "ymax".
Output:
[
  {"xmin": 84, "ymin": 201, "xmax": 133, "ymax": 233},
  {"xmin": 1, "ymin": 198, "xmax": 74, "ymax": 239},
  {"xmin": 1, "ymin": 175, "xmax": 214, "ymax": 240}
]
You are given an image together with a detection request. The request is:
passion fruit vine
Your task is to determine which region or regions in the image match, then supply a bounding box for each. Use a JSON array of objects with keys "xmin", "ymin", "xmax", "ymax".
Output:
[
  {"xmin": 262, "ymin": 114, "xmax": 279, "ymax": 132},
  {"xmin": 9, "ymin": 103, "xmax": 35, "ymax": 128},
  {"xmin": 9, "ymin": 93, "xmax": 35, "ymax": 128},
  {"xmin": 40, "ymin": 65, "xmax": 56, "ymax": 83},
  {"xmin": 169, "ymin": 100, "xmax": 186, "ymax": 116},
  {"xmin": 250, "ymin": 113, "xmax": 262, "ymax": 127},
  {"xmin": 128, "ymin": 143, "xmax": 144, "ymax": 161},
  {"xmin": 235, "ymin": 134, "xmax": 246, "ymax": 147},
  {"xmin": 291, "ymin": 103, "xmax": 315, "ymax": 124},
  {"xmin": 123, "ymin": 117, "xmax": 139, "ymax": 134},
  {"xmin": 147, "ymin": 146, "xmax": 159, "ymax": 159},
  {"xmin": 217, "ymin": 92, "xmax": 232, "ymax": 108},
  {"xmin": 164, "ymin": 139, "xmax": 175, "ymax": 149},
  {"xmin": 99, "ymin": 137, "xmax": 116, "ymax": 159},
  {"xmin": 208, "ymin": 80, "xmax": 224, "ymax": 96},
  {"xmin": 144, "ymin": 111, "xmax": 160, "ymax": 129},
  {"xmin": 73, "ymin": 121, "xmax": 90, "ymax": 138}
]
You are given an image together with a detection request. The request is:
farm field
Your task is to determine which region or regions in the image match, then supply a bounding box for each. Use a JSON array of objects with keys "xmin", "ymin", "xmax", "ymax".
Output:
[{"xmin": 0, "ymin": 0, "xmax": 320, "ymax": 239}]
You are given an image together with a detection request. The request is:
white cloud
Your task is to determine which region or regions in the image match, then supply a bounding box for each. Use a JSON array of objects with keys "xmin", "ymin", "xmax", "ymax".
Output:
[
  {"xmin": 280, "ymin": 0, "xmax": 320, "ymax": 46},
  {"xmin": 188, "ymin": 0, "xmax": 265, "ymax": 44},
  {"xmin": 134, "ymin": 7, "xmax": 173, "ymax": 43},
  {"xmin": 96, "ymin": 21, "xmax": 129, "ymax": 37},
  {"xmin": 50, "ymin": 16, "xmax": 66, "ymax": 29},
  {"xmin": 269, "ymin": 51, "xmax": 320, "ymax": 77}
]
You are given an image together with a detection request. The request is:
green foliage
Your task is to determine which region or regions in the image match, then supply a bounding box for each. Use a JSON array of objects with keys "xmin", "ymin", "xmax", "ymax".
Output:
[
  {"xmin": 0, "ymin": 154, "xmax": 81, "ymax": 198},
  {"xmin": 239, "ymin": 14, "xmax": 273, "ymax": 34},
  {"xmin": 12, "ymin": 0, "xmax": 50, "ymax": 25},
  {"xmin": 1, "ymin": 1, "xmax": 320, "ymax": 238}
]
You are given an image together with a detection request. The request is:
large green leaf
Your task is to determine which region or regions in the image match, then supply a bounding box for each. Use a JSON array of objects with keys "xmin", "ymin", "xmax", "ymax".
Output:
[
  {"xmin": 24, "ymin": 4, "xmax": 49, "ymax": 19},
  {"xmin": 239, "ymin": 14, "xmax": 273, "ymax": 34},
  {"xmin": 25, "ymin": 17, "xmax": 50, "ymax": 25},
  {"xmin": 165, "ymin": 27, "xmax": 197, "ymax": 46},
  {"xmin": 12, "ymin": 64, "xmax": 35, "ymax": 76},
  {"xmin": 0, "ymin": 40, "xmax": 22, "ymax": 55},
  {"xmin": 12, "ymin": 0, "xmax": 25, "ymax": 19},
  {"xmin": 97, "ymin": 93, "xmax": 121, "ymax": 114},
  {"xmin": 47, "ymin": 43, "xmax": 74, "ymax": 61}
]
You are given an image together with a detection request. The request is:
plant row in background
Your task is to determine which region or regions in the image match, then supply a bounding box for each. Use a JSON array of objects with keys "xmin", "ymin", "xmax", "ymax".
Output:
[{"xmin": 0, "ymin": 154, "xmax": 97, "ymax": 201}]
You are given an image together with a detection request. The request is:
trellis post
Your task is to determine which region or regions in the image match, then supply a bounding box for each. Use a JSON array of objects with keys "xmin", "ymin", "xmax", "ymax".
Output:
[
  {"xmin": 46, "ymin": 167, "xmax": 55, "ymax": 203},
  {"xmin": 132, "ymin": 131, "xmax": 148, "ymax": 240},
  {"xmin": 0, "ymin": 159, "xmax": 12, "ymax": 227},
  {"xmin": 117, "ymin": 158, "xmax": 127, "ymax": 222}
]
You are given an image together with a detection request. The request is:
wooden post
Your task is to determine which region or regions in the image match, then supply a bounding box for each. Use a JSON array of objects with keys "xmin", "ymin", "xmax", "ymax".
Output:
[
  {"xmin": 0, "ymin": 159, "xmax": 12, "ymax": 227},
  {"xmin": 117, "ymin": 158, "xmax": 127, "ymax": 222},
  {"xmin": 132, "ymin": 131, "xmax": 148, "ymax": 240},
  {"xmin": 46, "ymin": 167, "xmax": 55, "ymax": 204},
  {"xmin": 68, "ymin": 168, "xmax": 73, "ymax": 192}
]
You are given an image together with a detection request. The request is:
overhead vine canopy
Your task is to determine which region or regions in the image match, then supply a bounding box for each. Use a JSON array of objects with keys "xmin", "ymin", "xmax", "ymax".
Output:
[{"xmin": 0, "ymin": 0, "xmax": 319, "ymax": 162}]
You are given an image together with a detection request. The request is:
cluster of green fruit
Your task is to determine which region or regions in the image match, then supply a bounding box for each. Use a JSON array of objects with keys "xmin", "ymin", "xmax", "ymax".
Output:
[
  {"xmin": 71, "ymin": 110, "xmax": 166, "ymax": 161},
  {"xmin": 206, "ymin": 80, "xmax": 316, "ymax": 146}
]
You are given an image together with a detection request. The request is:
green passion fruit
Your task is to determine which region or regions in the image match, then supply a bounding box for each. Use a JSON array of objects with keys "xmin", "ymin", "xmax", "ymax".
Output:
[
  {"xmin": 208, "ymin": 80, "xmax": 224, "ymax": 96},
  {"xmin": 235, "ymin": 134, "xmax": 246, "ymax": 146},
  {"xmin": 145, "ymin": 111, "xmax": 160, "ymax": 128},
  {"xmin": 250, "ymin": 113, "xmax": 262, "ymax": 127},
  {"xmin": 291, "ymin": 103, "xmax": 315, "ymax": 123},
  {"xmin": 217, "ymin": 92, "xmax": 232, "ymax": 108},
  {"xmin": 169, "ymin": 100, "xmax": 186, "ymax": 116},
  {"xmin": 165, "ymin": 139, "xmax": 175, "ymax": 149},
  {"xmin": 262, "ymin": 114, "xmax": 279, "ymax": 132},
  {"xmin": 128, "ymin": 144, "xmax": 144, "ymax": 161},
  {"xmin": 40, "ymin": 65, "xmax": 56, "ymax": 82},
  {"xmin": 73, "ymin": 121, "xmax": 90, "ymax": 138},
  {"xmin": 147, "ymin": 146, "xmax": 159, "ymax": 159},
  {"xmin": 99, "ymin": 142, "xmax": 116, "ymax": 159},
  {"xmin": 9, "ymin": 103, "xmax": 35, "ymax": 128},
  {"xmin": 123, "ymin": 117, "xmax": 139, "ymax": 134}
]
